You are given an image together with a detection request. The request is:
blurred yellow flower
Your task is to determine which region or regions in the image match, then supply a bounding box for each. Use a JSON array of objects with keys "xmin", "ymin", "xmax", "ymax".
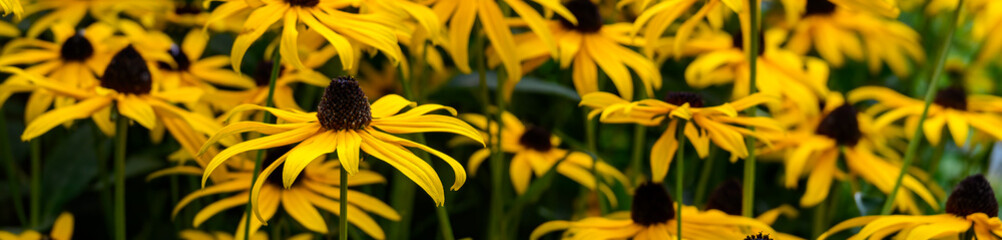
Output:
[{"xmin": 0, "ymin": 212, "xmax": 73, "ymax": 240}]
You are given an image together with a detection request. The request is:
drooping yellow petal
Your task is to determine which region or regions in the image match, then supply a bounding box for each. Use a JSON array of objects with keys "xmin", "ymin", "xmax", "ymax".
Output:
[
  {"xmin": 279, "ymin": 12, "xmax": 306, "ymax": 70},
  {"xmin": 175, "ymin": 179, "xmax": 249, "ymax": 218},
  {"xmin": 232, "ymin": 4, "xmax": 286, "ymax": 73},
  {"xmin": 945, "ymin": 112, "xmax": 969, "ymax": 147},
  {"xmin": 300, "ymin": 181, "xmax": 401, "ymax": 221},
  {"xmin": 202, "ymin": 124, "xmax": 320, "ymax": 187},
  {"xmin": 283, "ymin": 131, "xmax": 337, "ymax": 188},
  {"xmin": 302, "ymin": 190, "xmax": 387, "ymax": 239},
  {"xmin": 477, "ymin": 0, "xmax": 521, "ymax": 86},
  {"xmin": 193, "ymin": 192, "xmax": 249, "ymax": 227},
  {"xmin": 117, "ymin": 95, "xmax": 157, "ymax": 130},
  {"xmin": 300, "ymin": 9, "xmax": 355, "ymax": 71},
  {"xmin": 282, "ymin": 188, "xmax": 329, "ymax": 233},
  {"xmin": 359, "ymin": 132, "xmax": 444, "ymax": 205},
  {"xmin": 370, "ymin": 94, "xmax": 416, "ymax": 118},
  {"xmin": 22, "ymin": 97, "xmax": 112, "ymax": 141},
  {"xmin": 335, "ymin": 130, "xmax": 362, "ymax": 175},
  {"xmin": 50, "ymin": 212, "xmax": 74, "ymax": 240},
  {"xmin": 650, "ymin": 120, "xmax": 678, "ymax": 183},
  {"xmin": 511, "ymin": 154, "xmax": 533, "ymax": 194}
]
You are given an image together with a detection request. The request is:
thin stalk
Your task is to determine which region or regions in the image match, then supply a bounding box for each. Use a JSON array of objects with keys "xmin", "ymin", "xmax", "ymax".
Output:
[
  {"xmin": 629, "ymin": 124, "xmax": 646, "ymax": 184},
  {"xmin": 29, "ymin": 139, "xmax": 40, "ymax": 228},
  {"xmin": 741, "ymin": 0, "xmax": 760, "ymax": 218},
  {"xmin": 0, "ymin": 109, "xmax": 26, "ymax": 225},
  {"xmin": 113, "ymin": 108, "xmax": 128, "ymax": 240},
  {"xmin": 339, "ymin": 167, "xmax": 348, "ymax": 240},
  {"xmin": 811, "ymin": 198, "xmax": 828, "ymax": 238},
  {"xmin": 881, "ymin": 0, "xmax": 964, "ymax": 215},
  {"xmin": 693, "ymin": 147, "xmax": 717, "ymax": 205},
  {"xmin": 490, "ymin": 67, "xmax": 508, "ymax": 240},
  {"xmin": 243, "ymin": 50, "xmax": 282, "ymax": 239},
  {"xmin": 675, "ymin": 120, "xmax": 686, "ymax": 239}
]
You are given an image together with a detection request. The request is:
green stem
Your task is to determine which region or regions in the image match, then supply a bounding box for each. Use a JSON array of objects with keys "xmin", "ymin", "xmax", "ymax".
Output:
[
  {"xmin": 880, "ymin": 0, "xmax": 964, "ymax": 215},
  {"xmin": 490, "ymin": 67, "xmax": 508, "ymax": 240},
  {"xmin": 629, "ymin": 124, "xmax": 646, "ymax": 184},
  {"xmin": 114, "ymin": 109, "xmax": 128, "ymax": 240},
  {"xmin": 435, "ymin": 207, "xmax": 455, "ymax": 240},
  {"xmin": 693, "ymin": 147, "xmax": 717, "ymax": 205},
  {"xmin": 675, "ymin": 120, "xmax": 686, "ymax": 239},
  {"xmin": 741, "ymin": 0, "xmax": 760, "ymax": 218},
  {"xmin": 29, "ymin": 139, "xmax": 40, "ymax": 228},
  {"xmin": 339, "ymin": 167, "xmax": 348, "ymax": 240},
  {"xmin": 0, "ymin": 109, "xmax": 26, "ymax": 225},
  {"xmin": 811, "ymin": 197, "xmax": 828, "ymax": 239},
  {"xmin": 243, "ymin": 49, "xmax": 282, "ymax": 240}
]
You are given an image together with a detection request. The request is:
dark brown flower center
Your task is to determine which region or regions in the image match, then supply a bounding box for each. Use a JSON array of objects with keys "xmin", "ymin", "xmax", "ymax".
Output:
[
  {"xmin": 560, "ymin": 0, "xmax": 603, "ymax": 33},
  {"xmin": 731, "ymin": 31, "xmax": 765, "ymax": 56},
  {"xmin": 933, "ymin": 87, "xmax": 968, "ymax": 111},
  {"xmin": 745, "ymin": 233, "xmax": 774, "ymax": 240},
  {"xmin": 253, "ymin": 61, "xmax": 283, "ymax": 87},
  {"xmin": 519, "ymin": 126, "xmax": 553, "ymax": 152},
  {"xmin": 317, "ymin": 76, "xmax": 372, "ymax": 131},
  {"xmin": 101, "ymin": 45, "xmax": 152, "ymax": 95},
  {"xmin": 664, "ymin": 92, "xmax": 705, "ymax": 108},
  {"xmin": 945, "ymin": 174, "xmax": 998, "ymax": 218},
  {"xmin": 285, "ymin": 0, "xmax": 319, "ymax": 7},
  {"xmin": 60, "ymin": 32, "xmax": 94, "ymax": 62},
  {"xmin": 804, "ymin": 0, "xmax": 836, "ymax": 16},
  {"xmin": 631, "ymin": 181, "xmax": 675, "ymax": 226},
  {"xmin": 157, "ymin": 45, "xmax": 191, "ymax": 71},
  {"xmin": 705, "ymin": 179, "xmax": 742, "ymax": 216},
  {"xmin": 815, "ymin": 104, "xmax": 861, "ymax": 146}
]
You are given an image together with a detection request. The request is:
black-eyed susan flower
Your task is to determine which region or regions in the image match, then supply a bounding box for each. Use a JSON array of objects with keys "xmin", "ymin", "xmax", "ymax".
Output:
[
  {"xmin": 157, "ymin": 30, "xmax": 253, "ymax": 92},
  {"xmin": 458, "ymin": 111, "xmax": 629, "ymax": 199},
  {"xmin": 704, "ymin": 180, "xmax": 803, "ymax": 240},
  {"xmin": 0, "ymin": 212, "xmax": 73, "ymax": 240},
  {"xmin": 160, "ymin": 148, "xmax": 399, "ymax": 240},
  {"xmin": 784, "ymin": 0, "xmax": 925, "ymax": 78},
  {"xmin": 429, "ymin": 0, "xmax": 575, "ymax": 97},
  {"xmin": 199, "ymin": 76, "xmax": 484, "ymax": 206},
  {"xmin": 848, "ymin": 86, "xmax": 1002, "ymax": 148},
  {"xmin": 763, "ymin": 93, "xmax": 938, "ymax": 213},
  {"xmin": 820, "ymin": 174, "xmax": 1002, "ymax": 240},
  {"xmin": 624, "ymin": 0, "xmax": 743, "ymax": 58},
  {"xmin": 20, "ymin": 0, "xmax": 171, "ymax": 38},
  {"xmin": 489, "ymin": 0, "xmax": 661, "ymax": 100},
  {"xmin": 530, "ymin": 182, "xmax": 776, "ymax": 240},
  {"xmin": 205, "ymin": 0, "xmax": 403, "ymax": 73},
  {"xmin": 581, "ymin": 91, "xmax": 781, "ymax": 182}
]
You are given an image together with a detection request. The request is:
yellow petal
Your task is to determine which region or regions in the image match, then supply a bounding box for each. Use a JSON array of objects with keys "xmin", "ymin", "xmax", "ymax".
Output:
[
  {"xmin": 22, "ymin": 97, "xmax": 112, "ymax": 141},
  {"xmin": 335, "ymin": 130, "xmax": 362, "ymax": 175},
  {"xmin": 650, "ymin": 120, "xmax": 678, "ymax": 183},
  {"xmin": 283, "ymin": 131, "xmax": 337, "ymax": 188},
  {"xmin": 194, "ymin": 192, "xmax": 249, "ymax": 227},
  {"xmin": 202, "ymin": 124, "xmax": 320, "ymax": 187},
  {"xmin": 300, "ymin": 9, "xmax": 355, "ymax": 71},
  {"xmin": 510, "ymin": 155, "xmax": 533, "ymax": 195},
  {"xmin": 282, "ymin": 188, "xmax": 329, "ymax": 233},
  {"xmin": 50, "ymin": 212, "xmax": 74, "ymax": 240},
  {"xmin": 117, "ymin": 95, "xmax": 157, "ymax": 130},
  {"xmin": 946, "ymin": 112, "xmax": 969, "ymax": 147}
]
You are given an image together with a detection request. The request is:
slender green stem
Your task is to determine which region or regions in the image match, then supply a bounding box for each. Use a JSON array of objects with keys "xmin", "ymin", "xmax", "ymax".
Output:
[
  {"xmin": 435, "ymin": 207, "xmax": 455, "ymax": 240},
  {"xmin": 675, "ymin": 120, "xmax": 686, "ymax": 239},
  {"xmin": 339, "ymin": 167, "xmax": 348, "ymax": 240},
  {"xmin": 629, "ymin": 125, "xmax": 646, "ymax": 184},
  {"xmin": 113, "ymin": 109, "xmax": 128, "ymax": 240},
  {"xmin": 0, "ymin": 109, "xmax": 26, "ymax": 225},
  {"xmin": 811, "ymin": 197, "xmax": 828, "ymax": 238},
  {"xmin": 29, "ymin": 139, "xmax": 40, "ymax": 228},
  {"xmin": 243, "ymin": 49, "xmax": 282, "ymax": 240},
  {"xmin": 490, "ymin": 68, "xmax": 508, "ymax": 240},
  {"xmin": 881, "ymin": 0, "xmax": 964, "ymax": 215},
  {"xmin": 741, "ymin": 0, "xmax": 760, "ymax": 218},
  {"xmin": 693, "ymin": 147, "xmax": 716, "ymax": 205}
]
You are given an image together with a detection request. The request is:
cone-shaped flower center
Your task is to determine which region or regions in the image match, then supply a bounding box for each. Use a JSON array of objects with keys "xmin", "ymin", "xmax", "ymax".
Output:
[
  {"xmin": 157, "ymin": 45, "xmax": 191, "ymax": 71},
  {"xmin": 519, "ymin": 126, "xmax": 553, "ymax": 152},
  {"xmin": 705, "ymin": 179, "xmax": 742, "ymax": 216},
  {"xmin": 60, "ymin": 33, "xmax": 94, "ymax": 62},
  {"xmin": 815, "ymin": 104, "xmax": 861, "ymax": 146},
  {"xmin": 731, "ymin": 31, "xmax": 765, "ymax": 56},
  {"xmin": 262, "ymin": 146, "xmax": 300, "ymax": 187},
  {"xmin": 745, "ymin": 233, "xmax": 774, "ymax": 240},
  {"xmin": 317, "ymin": 76, "xmax": 372, "ymax": 131},
  {"xmin": 253, "ymin": 61, "xmax": 283, "ymax": 87},
  {"xmin": 945, "ymin": 174, "xmax": 998, "ymax": 218},
  {"xmin": 804, "ymin": 0, "xmax": 836, "ymax": 16},
  {"xmin": 560, "ymin": 0, "xmax": 603, "ymax": 33},
  {"xmin": 664, "ymin": 92, "xmax": 705, "ymax": 108},
  {"xmin": 631, "ymin": 181, "xmax": 675, "ymax": 226},
  {"xmin": 933, "ymin": 87, "xmax": 968, "ymax": 111},
  {"xmin": 101, "ymin": 45, "xmax": 152, "ymax": 95},
  {"xmin": 285, "ymin": 0, "xmax": 319, "ymax": 7}
]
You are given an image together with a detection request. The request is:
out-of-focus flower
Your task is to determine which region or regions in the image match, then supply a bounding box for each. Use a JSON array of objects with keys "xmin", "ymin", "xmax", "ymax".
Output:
[
  {"xmin": 21, "ymin": 0, "xmax": 170, "ymax": 37},
  {"xmin": 0, "ymin": 212, "xmax": 73, "ymax": 240}
]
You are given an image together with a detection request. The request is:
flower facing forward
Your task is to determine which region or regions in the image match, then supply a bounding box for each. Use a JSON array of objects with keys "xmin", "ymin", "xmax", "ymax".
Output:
[
  {"xmin": 849, "ymin": 86, "xmax": 1002, "ymax": 148},
  {"xmin": 820, "ymin": 174, "xmax": 1002, "ymax": 240},
  {"xmin": 581, "ymin": 91, "xmax": 781, "ymax": 182},
  {"xmin": 530, "ymin": 182, "xmax": 776, "ymax": 240},
  {"xmin": 489, "ymin": 0, "xmax": 661, "ymax": 100},
  {"xmin": 459, "ymin": 111, "xmax": 629, "ymax": 199},
  {"xmin": 200, "ymin": 76, "xmax": 484, "ymax": 205},
  {"xmin": 0, "ymin": 212, "xmax": 73, "ymax": 240}
]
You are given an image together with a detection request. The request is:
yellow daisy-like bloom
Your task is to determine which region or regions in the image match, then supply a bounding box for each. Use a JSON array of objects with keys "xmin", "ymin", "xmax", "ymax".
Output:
[
  {"xmin": 765, "ymin": 93, "xmax": 938, "ymax": 212},
  {"xmin": 21, "ymin": 0, "xmax": 170, "ymax": 38},
  {"xmin": 580, "ymin": 91, "xmax": 781, "ymax": 182},
  {"xmin": 458, "ymin": 111, "xmax": 630, "ymax": 199},
  {"xmin": 682, "ymin": 27, "xmax": 829, "ymax": 117},
  {"xmin": 157, "ymin": 30, "xmax": 251, "ymax": 92},
  {"xmin": 0, "ymin": 212, "xmax": 73, "ymax": 240},
  {"xmin": 848, "ymin": 86, "xmax": 1002, "ymax": 148},
  {"xmin": 199, "ymin": 76, "xmax": 484, "ymax": 206},
  {"xmin": 784, "ymin": 0, "xmax": 925, "ymax": 78},
  {"xmin": 159, "ymin": 151, "xmax": 399, "ymax": 240},
  {"xmin": 177, "ymin": 229, "xmax": 267, "ymax": 240},
  {"xmin": 429, "ymin": 0, "xmax": 576, "ymax": 94},
  {"xmin": 0, "ymin": 0, "xmax": 22, "ymax": 18},
  {"xmin": 703, "ymin": 180, "xmax": 803, "ymax": 240},
  {"xmin": 531, "ymin": 182, "xmax": 776, "ymax": 240},
  {"xmin": 623, "ymin": 0, "xmax": 743, "ymax": 58},
  {"xmin": 489, "ymin": 0, "xmax": 661, "ymax": 100},
  {"xmin": 819, "ymin": 174, "xmax": 1002, "ymax": 240},
  {"xmin": 205, "ymin": 0, "xmax": 403, "ymax": 73}
]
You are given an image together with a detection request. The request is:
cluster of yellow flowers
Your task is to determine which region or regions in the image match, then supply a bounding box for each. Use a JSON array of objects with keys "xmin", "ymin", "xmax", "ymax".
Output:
[{"xmin": 0, "ymin": 0, "xmax": 1000, "ymax": 239}]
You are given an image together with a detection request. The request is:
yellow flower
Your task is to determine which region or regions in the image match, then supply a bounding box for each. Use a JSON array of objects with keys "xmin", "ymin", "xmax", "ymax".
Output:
[
  {"xmin": 784, "ymin": 0, "xmax": 925, "ymax": 78},
  {"xmin": 581, "ymin": 92, "xmax": 781, "ymax": 182},
  {"xmin": 0, "ymin": 212, "xmax": 73, "ymax": 240},
  {"xmin": 178, "ymin": 229, "xmax": 267, "ymax": 240},
  {"xmin": 157, "ymin": 30, "xmax": 251, "ymax": 94},
  {"xmin": 848, "ymin": 86, "xmax": 1002, "ymax": 147},
  {"xmin": 704, "ymin": 180, "xmax": 804, "ymax": 240},
  {"xmin": 530, "ymin": 182, "xmax": 776, "ymax": 240},
  {"xmin": 820, "ymin": 174, "xmax": 1002, "ymax": 240},
  {"xmin": 158, "ymin": 150, "xmax": 399, "ymax": 240},
  {"xmin": 21, "ymin": 0, "xmax": 171, "ymax": 38},
  {"xmin": 971, "ymin": 1, "xmax": 1002, "ymax": 69},
  {"xmin": 429, "ymin": 0, "xmax": 576, "ymax": 94},
  {"xmin": 199, "ymin": 76, "xmax": 484, "ymax": 206},
  {"xmin": 0, "ymin": 0, "xmax": 22, "ymax": 19},
  {"xmin": 164, "ymin": 1, "xmax": 244, "ymax": 33},
  {"xmin": 625, "ymin": 0, "xmax": 743, "ymax": 58},
  {"xmin": 205, "ymin": 0, "xmax": 404, "ymax": 73},
  {"xmin": 763, "ymin": 93, "xmax": 938, "ymax": 212},
  {"xmin": 458, "ymin": 111, "xmax": 629, "ymax": 199},
  {"xmin": 488, "ymin": 0, "xmax": 661, "ymax": 100}
]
